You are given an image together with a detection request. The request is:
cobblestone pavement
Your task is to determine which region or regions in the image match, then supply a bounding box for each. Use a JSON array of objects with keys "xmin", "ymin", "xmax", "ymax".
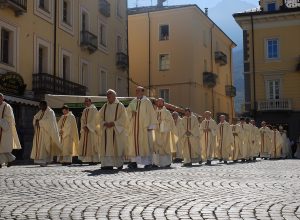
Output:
[{"xmin": 0, "ymin": 160, "xmax": 300, "ymax": 220}]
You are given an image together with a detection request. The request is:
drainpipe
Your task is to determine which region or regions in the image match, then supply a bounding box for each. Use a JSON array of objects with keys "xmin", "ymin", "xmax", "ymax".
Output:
[
  {"xmin": 210, "ymin": 24, "xmax": 215, "ymax": 116},
  {"xmin": 147, "ymin": 11, "xmax": 151, "ymax": 97},
  {"xmin": 53, "ymin": 0, "xmax": 57, "ymax": 94},
  {"xmin": 251, "ymin": 14, "xmax": 256, "ymax": 119},
  {"xmin": 126, "ymin": 0, "xmax": 129, "ymax": 97},
  {"xmin": 229, "ymin": 43, "xmax": 234, "ymax": 120}
]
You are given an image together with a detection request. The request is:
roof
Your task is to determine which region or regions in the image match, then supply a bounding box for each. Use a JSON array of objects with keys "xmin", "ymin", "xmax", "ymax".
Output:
[
  {"xmin": 128, "ymin": 4, "xmax": 237, "ymax": 47},
  {"xmin": 233, "ymin": 6, "xmax": 300, "ymax": 17}
]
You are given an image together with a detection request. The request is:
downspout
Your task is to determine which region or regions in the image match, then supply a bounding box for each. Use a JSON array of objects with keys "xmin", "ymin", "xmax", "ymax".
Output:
[
  {"xmin": 251, "ymin": 14, "xmax": 256, "ymax": 119},
  {"xmin": 230, "ymin": 43, "xmax": 234, "ymax": 120},
  {"xmin": 147, "ymin": 11, "xmax": 151, "ymax": 97},
  {"xmin": 53, "ymin": 0, "xmax": 57, "ymax": 93},
  {"xmin": 210, "ymin": 24, "xmax": 215, "ymax": 116},
  {"xmin": 126, "ymin": 0, "xmax": 129, "ymax": 96}
]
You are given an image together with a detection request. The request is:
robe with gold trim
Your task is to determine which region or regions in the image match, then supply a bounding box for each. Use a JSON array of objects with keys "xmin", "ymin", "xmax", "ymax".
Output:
[
  {"xmin": 238, "ymin": 123, "xmax": 251, "ymax": 160},
  {"xmin": 216, "ymin": 121, "xmax": 233, "ymax": 161},
  {"xmin": 231, "ymin": 124, "xmax": 242, "ymax": 161},
  {"xmin": 78, "ymin": 105, "xmax": 100, "ymax": 163},
  {"xmin": 99, "ymin": 99, "xmax": 127, "ymax": 168},
  {"xmin": 200, "ymin": 118, "xmax": 217, "ymax": 161},
  {"xmin": 259, "ymin": 126, "xmax": 272, "ymax": 158},
  {"xmin": 249, "ymin": 124, "xmax": 260, "ymax": 158},
  {"xmin": 179, "ymin": 115, "xmax": 201, "ymax": 163},
  {"xmin": 270, "ymin": 130, "xmax": 283, "ymax": 159},
  {"xmin": 171, "ymin": 117, "xmax": 182, "ymax": 159},
  {"xmin": 0, "ymin": 102, "xmax": 21, "ymax": 164},
  {"xmin": 31, "ymin": 107, "xmax": 61, "ymax": 164},
  {"xmin": 57, "ymin": 111, "xmax": 79, "ymax": 163}
]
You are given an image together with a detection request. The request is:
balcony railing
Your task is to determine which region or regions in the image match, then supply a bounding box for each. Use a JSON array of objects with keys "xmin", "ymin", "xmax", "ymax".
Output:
[
  {"xmin": 225, "ymin": 85, "xmax": 236, "ymax": 97},
  {"xmin": 80, "ymin": 30, "xmax": 98, "ymax": 53},
  {"xmin": 215, "ymin": 51, "xmax": 227, "ymax": 66},
  {"xmin": 32, "ymin": 73, "xmax": 86, "ymax": 96},
  {"xmin": 0, "ymin": 0, "xmax": 27, "ymax": 16},
  {"xmin": 99, "ymin": 0, "xmax": 110, "ymax": 17},
  {"xmin": 203, "ymin": 72, "xmax": 217, "ymax": 88},
  {"xmin": 116, "ymin": 52, "xmax": 128, "ymax": 69},
  {"xmin": 257, "ymin": 99, "xmax": 292, "ymax": 111}
]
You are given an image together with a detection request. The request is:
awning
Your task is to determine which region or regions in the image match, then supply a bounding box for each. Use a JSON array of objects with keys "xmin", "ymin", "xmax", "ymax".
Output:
[{"xmin": 4, "ymin": 95, "xmax": 39, "ymax": 106}]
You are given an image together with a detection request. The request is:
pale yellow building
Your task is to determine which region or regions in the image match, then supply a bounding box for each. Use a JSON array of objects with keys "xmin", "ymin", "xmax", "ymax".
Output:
[
  {"xmin": 128, "ymin": 4, "xmax": 236, "ymax": 120},
  {"xmin": 0, "ymin": 0, "xmax": 128, "ymax": 159},
  {"xmin": 234, "ymin": 0, "xmax": 300, "ymax": 140}
]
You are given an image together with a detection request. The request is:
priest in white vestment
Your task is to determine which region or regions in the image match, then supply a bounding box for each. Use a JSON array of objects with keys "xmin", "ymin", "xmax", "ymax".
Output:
[
  {"xmin": 57, "ymin": 105, "xmax": 79, "ymax": 165},
  {"xmin": 99, "ymin": 90, "xmax": 128, "ymax": 170},
  {"xmin": 0, "ymin": 93, "xmax": 21, "ymax": 167},
  {"xmin": 279, "ymin": 127, "xmax": 292, "ymax": 159},
  {"xmin": 126, "ymin": 86, "xmax": 157, "ymax": 169},
  {"xmin": 78, "ymin": 98, "xmax": 100, "ymax": 164},
  {"xmin": 171, "ymin": 112, "xmax": 182, "ymax": 162},
  {"xmin": 238, "ymin": 118, "xmax": 251, "ymax": 162},
  {"xmin": 31, "ymin": 101, "xmax": 61, "ymax": 166},
  {"xmin": 216, "ymin": 115, "xmax": 233, "ymax": 163},
  {"xmin": 270, "ymin": 126, "xmax": 283, "ymax": 159},
  {"xmin": 249, "ymin": 120, "xmax": 260, "ymax": 160},
  {"xmin": 178, "ymin": 108, "xmax": 201, "ymax": 166},
  {"xmin": 200, "ymin": 111, "xmax": 217, "ymax": 165},
  {"xmin": 259, "ymin": 121, "xmax": 272, "ymax": 159},
  {"xmin": 231, "ymin": 118, "xmax": 242, "ymax": 162}
]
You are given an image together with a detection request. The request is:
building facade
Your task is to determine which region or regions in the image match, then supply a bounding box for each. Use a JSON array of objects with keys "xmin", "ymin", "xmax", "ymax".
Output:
[
  {"xmin": 128, "ymin": 4, "xmax": 236, "ymax": 120},
  {"xmin": 0, "ymin": 0, "xmax": 128, "ymax": 160},
  {"xmin": 234, "ymin": 0, "xmax": 300, "ymax": 140}
]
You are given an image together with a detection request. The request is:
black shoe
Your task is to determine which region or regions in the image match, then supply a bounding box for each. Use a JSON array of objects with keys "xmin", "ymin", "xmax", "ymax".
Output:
[
  {"xmin": 101, "ymin": 166, "xmax": 113, "ymax": 170},
  {"xmin": 40, "ymin": 164, "xmax": 48, "ymax": 167},
  {"xmin": 182, "ymin": 163, "xmax": 192, "ymax": 167},
  {"xmin": 128, "ymin": 162, "xmax": 137, "ymax": 169},
  {"xmin": 0, "ymin": 164, "xmax": 2, "ymax": 168},
  {"xmin": 233, "ymin": 160, "xmax": 238, "ymax": 163},
  {"xmin": 88, "ymin": 162, "xmax": 97, "ymax": 166},
  {"xmin": 164, "ymin": 164, "xmax": 171, "ymax": 168},
  {"xmin": 224, "ymin": 161, "xmax": 228, "ymax": 164},
  {"xmin": 7, "ymin": 162, "xmax": 12, "ymax": 167},
  {"xmin": 152, "ymin": 164, "xmax": 159, "ymax": 168},
  {"xmin": 117, "ymin": 165, "xmax": 123, "ymax": 170},
  {"xmin": 199, "ymin": 161, "xmax": 203, "ymax": 165},
  {"xmin": 206, "ymin": 160, "xmax": 211, "ymax": 165},
  {"xmin": 144, "ymin": 164, "xmax": 153, "ymax": 169}
]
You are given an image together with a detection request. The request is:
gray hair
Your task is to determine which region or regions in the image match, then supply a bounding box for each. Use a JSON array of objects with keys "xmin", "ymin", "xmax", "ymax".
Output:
[
  {"xmin": 106, "ymin": 89, "xmax": 117, "ymax": 96},
  {"xmin": 0, "ymin": 93, "xmax": 3, "ymax": 98}
]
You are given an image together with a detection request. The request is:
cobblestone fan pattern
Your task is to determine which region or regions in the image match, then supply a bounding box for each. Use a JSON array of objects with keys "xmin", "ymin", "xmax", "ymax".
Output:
[{"xmin": 1, "ymin": 160, "xmax": 300, "ymax": 220}]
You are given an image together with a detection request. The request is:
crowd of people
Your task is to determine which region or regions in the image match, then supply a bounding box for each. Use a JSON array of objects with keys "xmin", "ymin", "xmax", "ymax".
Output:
[{"xmin": 0, "ymin": 88, "xmax": 299, "ymax": 169}]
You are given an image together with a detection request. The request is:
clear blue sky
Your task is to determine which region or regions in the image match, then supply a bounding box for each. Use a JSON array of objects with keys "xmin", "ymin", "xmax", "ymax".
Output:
[{"xmin": 128, "ymin": 0, "xmax": 258, "ymax": 10}]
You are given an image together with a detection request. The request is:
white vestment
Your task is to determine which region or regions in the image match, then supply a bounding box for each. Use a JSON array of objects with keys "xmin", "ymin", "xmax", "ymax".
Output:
[{"xmin": 200, "ymin": 118, "xmax": 217, "ymax": 161}]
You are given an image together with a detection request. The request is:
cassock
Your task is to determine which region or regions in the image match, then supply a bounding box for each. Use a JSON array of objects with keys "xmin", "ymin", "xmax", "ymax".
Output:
[
  {"xmin": 171, "ymin": 117, "xmax": 182, "ymax": 159},
  {"xmin": 200, "ymin": 118, "xmax": 217, "ymax": 161},
  {"xmin": 249, "ymin": 124, "xmax": 260, "ymax": 158},
  {"xmin": 231, "ymin": 124, "xmax": 242, "ymax": 161},
  {"xmin": 270, "ymin": 130, "xmax": 283, "ymax": 159},
  {"xmin": 179, "ymin": 115, "xmax": 201, "ymax": 164},
  {"xmin": 99, "ymin": 99, "xmax": 127, "ymax": 168},
  {"xmin": 238, "ymin": 123, "xmax": 251, "ymax": 160},
  {"xmin": 216, "ymin": 121, "xmax": 233, "ymax": 161},
  {"xmin": 0, "ymin": 102, "xmax": 21, "ymax": 164},
  {"xmin": 78, "ymin": 105, "xmax": 100, "ymax": 163},
  {"xmin": 153, "ymin": 106, "xmax": 175, "ymax": 167},
  {"xmin": 31, "ymin": 107, "xmax": 61, "ymax": 164},
  {"xmin": 127, "ymin": 96, "xmax": 157, "ymax": 165},
  {"xmin": 57, "ymin": 112, "xmax": 79, "ymax": 163},
  {"xmin": 280, "ymin": 132, "xmax": 292, "ymax": 159},
  {"xmin": 259, "ymin": 127, "xmax": 272, "ymax": 158}
]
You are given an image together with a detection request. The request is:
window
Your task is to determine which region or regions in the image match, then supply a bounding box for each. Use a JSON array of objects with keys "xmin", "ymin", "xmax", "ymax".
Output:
[
  {"xmin": 39, "ymin": 0, "xmax": 47, "ymax": 11},
  {"xmin": 117, "ymin": 35, "xmax": 122, "ymax": 52},
  {"xmin": 266, "ymin": 38, "xmax": 279, "ymax": 59},
  {"xmin": 62, "ymin": 0, "xmax": 72, "ymax": 25},
  {"xmin": 0, "ymin": 29, "xmax": 10, "ymax": 64},
  {"xmin": 267, "ymin": 3, "xmax": 276, "ymax": 11},
  {"xmin": 35, "ymin": 0, "xmax": 54, "ymax": 23},
  {"xmin": 62, "ymin": 55, "xmax": 71, "ymax": 81},
  {"xmin": 267, "ymin": 80, "xmax": 280, "ymax": 100},
  {"xmin": 159, "ymin": 54, "xmax": 170, "ymax": 71},
  {"xmin": 159, "ymin": 89, "xmax": 170, "ymax": 103},
  {"xmin": 99, "ymin": 70, "xmax": 107, "ymax": 95},
  {"xmin": 80, "ymin": 61, "xmax": 89, "ymax": 87},
  {"xmin": 99, "ymin": 22, "xmax": 107, "ymax": 47},
  {"xmin": 38, "ymin": 45, "xmax": 48, "ymax": 73},
  {"xmin": 159, "ymin": 25, "xmax": 169, "ymax": 41},
  {"xmin": 116, "ymin": 0, "xmax": 122, "ymax": 18},
  {"xmin": 81, "ymin": 9, "xmax": 89, "ymax": 31}
]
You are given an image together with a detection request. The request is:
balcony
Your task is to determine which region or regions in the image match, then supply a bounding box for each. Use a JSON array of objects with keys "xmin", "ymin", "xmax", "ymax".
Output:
[
  {"xmin": 99, "ymin": 0, "xmax": 110, "ymax": 17},
  {"xmin": 257, "ymin": 99, "xmax": 292, "ymax": 111},
  {"xmin": 215, "ymin": 51, "xmax": 227, "ymax": 66},
  {"xmin": 0, "ymin": 0, "xmax": 27, "ymax": 16},
  {"xmin": 225, "ymin": 85, "xmax": 236, "ymax": 97},
  {"xmin": 80, "ymin": 30, "xmax": 98, "ymax": 54},
  {"xmin": 32, "ymin": 73, "xmax": 86, "ymax": 97},
  {"xmin": 203, "ymin": 72, "xmax": 217, "ymax": 88},
  {"xmin": 116, "ymin": 52, "xmax": 128, "ymax": 70}
]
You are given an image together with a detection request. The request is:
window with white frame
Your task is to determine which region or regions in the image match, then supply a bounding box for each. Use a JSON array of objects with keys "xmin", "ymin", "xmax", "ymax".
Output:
[
  {"xmin": 267, "ymin": 79, "xmax": 280, "ymax": 100},
  {"xmin": 62, "ymin": 54, "xmax": 71, "ymax": 81},
  {"xmin": 0, "ymin": 23, "xmax": 17, "ymax": 69},
  {"xmin": 35, "ymin": 0, "xmax": 54, "ymax": 23},
  {"xmin": 99, "ymin": 69, "xmax": 107, "ymax": 95},
  {"xmin": 38, "ymin": 45, "xmax": 48, "ymax": 73},
  {"xmin": 80, "ymin": 60, "xmax": 89, "ymax": 87},
  {"xmin": 266, "ymin": 38, "xmax": 279, "ymax": 59},
  {"xmin": 81, "ymin": 8, "xmax": 89, "ymax": 31},
  {"xmin": 159, "ymin": 24, "xmax": 169, "ymax": 41},
  {"xmin": 61, "ymin": 0, "xmax": 73, "ymax": 28},
  {"xmin": 159, "ymin": 54, "xmax": 170, "ymax": 71},
  {"xmin": 98, "ymin": 21, "xmax": 107, "ymax": 48},
  {"xmin": 267, "ymin": 2, "xmax": 276, "ymax": 11},
  {"xmin": 116, "ymin": 35, "xmax": 122, "ymax": 52},
  {"xmin": 39, "ymin": 0, "xmax": 50, "ymax": 12},
  {"xmin": 159, "ymin": 89, "xmax": 170, "ymax": 103}
]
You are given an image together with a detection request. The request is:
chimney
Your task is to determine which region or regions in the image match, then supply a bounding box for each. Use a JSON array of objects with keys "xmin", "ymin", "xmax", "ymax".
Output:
[
  {"xmin": 157, "ymin": 0, "xmax": 166, "ymax": 7},
  {"xmin": 205, "ymin": 8, "xmax": 208, "ymax": 16}
]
